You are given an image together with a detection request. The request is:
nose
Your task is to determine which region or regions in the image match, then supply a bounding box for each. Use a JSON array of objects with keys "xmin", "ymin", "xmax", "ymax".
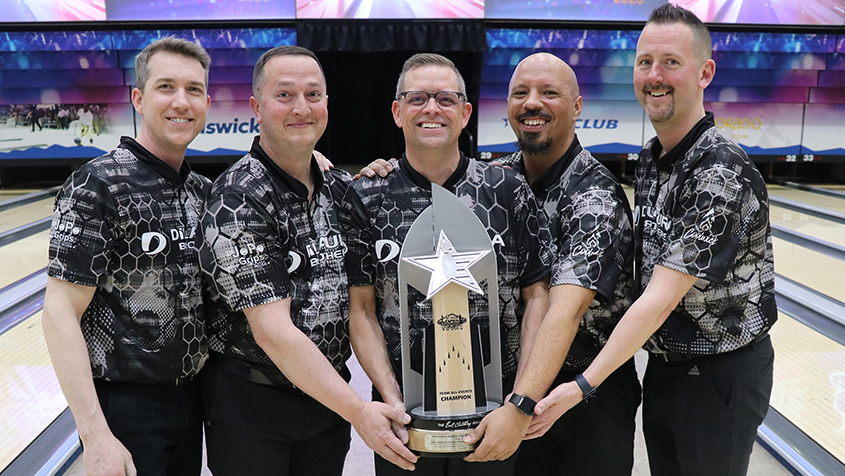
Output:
[
  {"xmin": 422, "ymin": 96, "xmax": 440, "ymax": 114},
  {"xmin": 291, "ymin": 94, "xmax": 312, "ymax": 115},
  {"xmin": 172, "ymin": 88, "xmax": 189, "ymax": 110},
  {"xmin": 524, "ymin": 90, "xmax": 543, "ymax": 109},
  {"xmin": 647, "ymin": 63, "xmax": 664, "ymax": 84}
]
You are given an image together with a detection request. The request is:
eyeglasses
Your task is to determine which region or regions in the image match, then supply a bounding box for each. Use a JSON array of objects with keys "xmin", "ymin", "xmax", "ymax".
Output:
[{"xmin": 397, "ymin": 91, "xmax": 466, "ymax": 108}]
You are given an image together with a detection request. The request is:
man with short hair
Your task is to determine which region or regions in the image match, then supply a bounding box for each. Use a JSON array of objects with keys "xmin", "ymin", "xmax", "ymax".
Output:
[
  {"xmin": 43, "ymin": 37, "xmax": 212, "ymax": 476},
  {"xmin": 198, "ymin": 45, "xmax": 417, "ymax": 476},
  {"xmin": 460, "ymin": 52, "xmax": 641, "ymax": 475},
  {"xmin": 347, "ymin": 53, "xmax": 553, "ymax": 476},
  {"xmin": 534, "ymin": 5, "xmax": 777, "ymax": 476}
]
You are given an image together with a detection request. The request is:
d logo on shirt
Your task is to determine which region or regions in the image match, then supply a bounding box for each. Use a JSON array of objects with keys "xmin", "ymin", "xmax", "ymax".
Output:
[{"xmin": 141, "ymin": 231, "xmax": 167, "ymax": 256}]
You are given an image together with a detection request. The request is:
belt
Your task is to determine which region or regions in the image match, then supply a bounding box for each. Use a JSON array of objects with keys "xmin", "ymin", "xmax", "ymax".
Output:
[
  {"xmin": 656, "ymin": 330, "xmax": 770, "ymax": 363},
  {"xmin": 209, "ymin": 352, "xmax": 300, "ymax": 390},
  {"xmin": 94, "ymin": 374, "xmax": 195, "ymax": 388}
]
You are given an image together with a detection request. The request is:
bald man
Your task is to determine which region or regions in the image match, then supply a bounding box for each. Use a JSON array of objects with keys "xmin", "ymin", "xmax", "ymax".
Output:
[{"xmin": 462, "ymin": 53, "xmax": 641, "ymax": 475}]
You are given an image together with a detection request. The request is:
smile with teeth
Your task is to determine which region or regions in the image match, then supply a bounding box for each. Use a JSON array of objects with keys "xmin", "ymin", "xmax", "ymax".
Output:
[
  {"xmin": 168, "ymin": 118, "xmax": 191, "ymax": 123},
  {"xmin": 649, "ymin": 91, "xmax": 669, "ymax": 97},
  {"xmin": 523, "ymin": 119, "xmax": 546, "ymax": 126},
  {"xmin": 420, "ymin": 122, "xmax": 444, "ymax": 129}
]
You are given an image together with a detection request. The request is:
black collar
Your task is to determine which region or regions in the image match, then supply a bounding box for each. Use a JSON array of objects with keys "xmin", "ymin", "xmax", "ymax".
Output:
[
  {"xmin": 398, "ymin": 152, "xmax": 469, "ymax": 191},
  {"xmin": 653, "ymin": 112, "xmax": 716, "ymax": 171},
  {"xmin": 119, "ymin": 136, "xmax": 191, "ymax": 185},
  {"xmin": 249, "ymin": 136, "xmax": 324, "ymax": 198},
  {"xmin": 529, "ymin": 135, "xmax": 583, "ymax": 195}
]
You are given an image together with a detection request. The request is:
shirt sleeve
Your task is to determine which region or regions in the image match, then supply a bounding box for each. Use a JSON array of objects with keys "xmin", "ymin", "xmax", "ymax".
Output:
[
  {"xmin": 551, "ymin": 185, "xmax": 632, "ymax": 302},
  {"xmin": 658, "ymin": 162, "xmax": 751, "ymax": 283},
  {"xmin": 199, "ymin": 187, "xmax": 292, "ymax": 312},
  {"xmin": 47, "ymin": 170, "xmax": 116, "ymax": 287}
]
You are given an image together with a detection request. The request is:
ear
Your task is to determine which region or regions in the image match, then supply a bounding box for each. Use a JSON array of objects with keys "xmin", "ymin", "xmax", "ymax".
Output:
[
  {"xmin": 249, "ymin": 96, "xmax": 261, "ymax": 124},
  {"xmin": 573, "ymin": 95, "xmax": 583, "ymax": 119},
  {"xmin": 391, "ymin": 100, "xmax": 402, "ymax": 128},
  {"xmin": 131, "ymin": 88, "xmax": 143, "ymax": 116},
  {"xmin": 460, "ymin": 101, "xmax": 472, "ymax": 129},
  {"xmin": 699, "ymin": 59, "xmax": 715, "ymax": 90}
]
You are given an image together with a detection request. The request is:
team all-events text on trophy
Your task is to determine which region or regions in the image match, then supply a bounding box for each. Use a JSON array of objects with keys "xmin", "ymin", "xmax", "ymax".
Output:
[{"xmin": 398, "ymin": 184, "xmax": 502, "ymax": 457}]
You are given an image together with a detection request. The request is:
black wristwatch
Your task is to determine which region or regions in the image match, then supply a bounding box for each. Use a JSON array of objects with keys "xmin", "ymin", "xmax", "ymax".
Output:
[
  {"xmin": 574, "ymin": 374, "xmax": 597, "ymax": 403},
  {"xmin": 508, "ymin": 393, "xmax": 537, "ymax": 416}
]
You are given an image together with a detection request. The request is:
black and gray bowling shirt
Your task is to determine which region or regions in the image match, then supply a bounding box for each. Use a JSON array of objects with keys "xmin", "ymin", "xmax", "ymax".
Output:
[
  {"xmin": 48, "ymin": 136, "xmax": 210, "ymax": 383},
  {"xmin": 199, "ymin": 137, "xmax": 355, "ymax": 380},
  {"xmin": 347, "ymin": 154, "xmax": 553, "ymax": 383},
  {"xmin": 501, "ymin": 137, "xmax": 636, "ymax": 370},
  {"xmin": 634, "ymin": 113, "xmax": 777, "ymax": 355}
]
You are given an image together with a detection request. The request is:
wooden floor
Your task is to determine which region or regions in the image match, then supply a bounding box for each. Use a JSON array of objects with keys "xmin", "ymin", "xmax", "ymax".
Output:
[
  {"xmin": 0, "ymin": 197, "xmax": 53, "ymax": 234},
  {"xmin": 0, "ymin": 311, "xmax": 67, "ymax": 471},
  {"xmin": 2, "ymin": 184, "xmax": 845, "ymax": 474}
]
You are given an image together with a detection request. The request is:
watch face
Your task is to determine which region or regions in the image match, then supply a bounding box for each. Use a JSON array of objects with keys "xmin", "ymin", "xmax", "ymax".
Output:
[{"xmin": 509, "ymin": 394, "xmax": 536, "ymax": 416}]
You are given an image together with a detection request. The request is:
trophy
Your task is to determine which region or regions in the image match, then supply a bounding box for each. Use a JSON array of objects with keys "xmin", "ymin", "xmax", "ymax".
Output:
[{"xmin": 398, "ymin": 184, "xmax": 502, "ymax": 457}]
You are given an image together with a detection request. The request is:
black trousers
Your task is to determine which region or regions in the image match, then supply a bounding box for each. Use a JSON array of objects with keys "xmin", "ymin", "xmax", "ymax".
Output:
[
  {"xmin": 200, "ymin": 360, "xmax": 351, "ymax": 476},
  {"xmin": 93, "ymin": 378, "xmax": 203, "ymax": 476},
  {"xmin": 516, "ymin": 358, "xmax": 642, "ymax": 476},
  {"xmin": 643, "ymin": 336, "xmax": 775, "ymax": 476}
]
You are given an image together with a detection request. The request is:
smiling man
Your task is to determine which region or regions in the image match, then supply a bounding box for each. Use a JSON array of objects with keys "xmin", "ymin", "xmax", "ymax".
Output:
[
  {"xmin": 346, "ymin": 53, "xmax": 553, "ymax": 476},
  {"xmin": 42, "ymin": 37, "xmax": 212, "ymax": 476},
  {"xmin": 197, "ymin": 45, "xmax": 417, "ymax": 476},
  {"xmin": 455, "ymin": 52, "xmax": 641, "ymax": 475},
  {"xmin": 532, "ymin": 5, "xmax": 777, "ymax": 476}
]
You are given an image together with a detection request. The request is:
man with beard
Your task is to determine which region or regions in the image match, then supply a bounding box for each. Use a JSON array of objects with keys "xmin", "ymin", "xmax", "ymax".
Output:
[
  {"xmin": 532, "ymin": 5, "xmax": 776, "ymax": 475},
  {"xmin": 459, "ymin": 53, "xmax": 641, "ymax": 474}
]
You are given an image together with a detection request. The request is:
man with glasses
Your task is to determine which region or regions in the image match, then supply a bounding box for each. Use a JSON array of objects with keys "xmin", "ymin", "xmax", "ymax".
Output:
[
  {"xmin": 346, "ymin": 53, "xmax": 553, "ymax": 476},
  {"xmin": 197, "ymin": 45, "xmax": 417, "ymax": 475}
]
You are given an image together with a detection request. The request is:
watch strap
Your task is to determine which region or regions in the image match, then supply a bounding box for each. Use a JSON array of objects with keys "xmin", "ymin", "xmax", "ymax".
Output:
[
  {"xmin": 508, "ymin": 393, "xmax": 536, "ymax": 416},
  {"xmin": 574, "ymin": 373, "xmax": 597, "ymax": 402}
]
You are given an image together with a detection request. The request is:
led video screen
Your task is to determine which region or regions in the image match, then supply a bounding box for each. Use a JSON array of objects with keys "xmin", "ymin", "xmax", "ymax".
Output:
[
  {"xmin": 485, "ymin": 0, "xmax": 664, "ymax": 21},
  {"xmin": 3, "ymin": 0, "xmax": 296, "ymax": 22},
  {"xmin": 671, "ymin": 0, "xmax": 845, "ymax": 25},
  {"xmin": 105, "ymin": 0, "xmax": 295, "ymax": 21},
  {"xmin": 296, "ymin": 0, "xmax": 484, "ymax": 19},
  {"xmin": 2, "ymin": 0, "xmax": 106, "ymax": 22}
]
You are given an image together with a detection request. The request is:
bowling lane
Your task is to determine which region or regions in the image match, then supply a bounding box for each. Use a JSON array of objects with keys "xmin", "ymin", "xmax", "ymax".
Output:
[
  {"xmin": 0, "ymin": 311, "xmax": 67, "ymax": 473},
  {"xmin": 0, "ymin": 189, "xmax": 42, "ymax": 201},
  {"xmin": 770, "ymin": 205, "xmax": 845, "ymax": 248},
  {"xmin": 768, "ymin": 184, "xmax": 845, "ymax": 215},
  {"xmin": 770, "ymin": 311, "xmax": 845, "ymax": 465},
  {"xmin": 0, "ymin": 197, "xmax": 53, "ymax": 234},
  {"xmin": 0, "ymin": 230, "xmax": 49, "ymax": 290},
  {"xmin": 773, "ymin": 237, "xmax": 845, "ymax": 303}
]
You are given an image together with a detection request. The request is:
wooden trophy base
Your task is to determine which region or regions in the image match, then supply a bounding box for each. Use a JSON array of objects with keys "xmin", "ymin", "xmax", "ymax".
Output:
[{"xmin": 406, "ymin": 402, "xmax": 500, "ymax": 457}]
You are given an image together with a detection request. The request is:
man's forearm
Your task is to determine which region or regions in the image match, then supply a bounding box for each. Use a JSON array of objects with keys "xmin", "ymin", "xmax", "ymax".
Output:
[
  {"xmin": 248, "ymin": 303, "xmax": 369, "ymax": 422},
  {"xmin": 349, "ymin": 287, "xmax": 402, "ymax": 405},
  {"xmin": 514, "ymin": 284, "xmax": 594, "ymax": 400},
  {"xmin": 582, "ymin": 265, "xmax": 698, "ymax": 389},
  {"xmin": 515, "ymin": 279, "xmax": 549, "ymax": 385},
  {"xmin": 41, "ymin": 279, "xmax": 108, "ymax": 442}
]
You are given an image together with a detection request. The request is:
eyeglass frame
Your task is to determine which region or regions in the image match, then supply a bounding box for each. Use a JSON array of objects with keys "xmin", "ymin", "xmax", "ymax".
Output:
[{"xmin": 396, "ymin": 91, "xmax": 468, "ymax": 108}]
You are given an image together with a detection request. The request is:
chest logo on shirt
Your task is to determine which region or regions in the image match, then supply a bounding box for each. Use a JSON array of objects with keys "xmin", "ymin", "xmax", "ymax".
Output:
[
  {"xmin": 376, "ymin": 240, "xmax": 401, "ymax": 263},
  {"xmin": 305, "ymin": 234, "xmax": 347, "ymax": 269},
  {"xmin": 286, "ymin": 251, "xmax": 303, "ymax": 273},
  {"xmin": 141, "ymin": 226, "xmax": 197, "ymax": 256},
  {"xmin": 141, "ymin": 232, "xmax": 167, "ymax": 255}
]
